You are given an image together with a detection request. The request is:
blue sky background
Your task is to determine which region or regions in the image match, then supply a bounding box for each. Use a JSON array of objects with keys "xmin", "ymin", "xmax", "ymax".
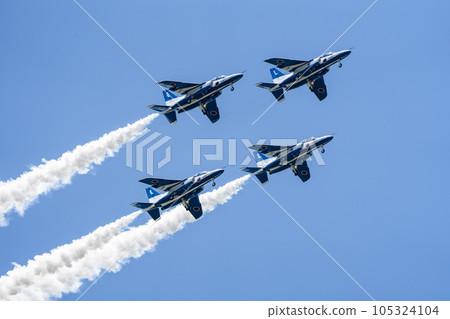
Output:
[{"xmin": 1, "ymin": 0, "xmax": 449, "ymax": 301}]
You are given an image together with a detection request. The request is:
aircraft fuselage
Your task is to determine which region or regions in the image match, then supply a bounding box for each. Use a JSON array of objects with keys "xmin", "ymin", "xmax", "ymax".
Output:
[
  {"xmin": 279, "ymin": 50, "xmax": 351, "ymax": 90},
  {"xmin": 263, "ymin": 135, "xmax": 334, "ymax": 174}
]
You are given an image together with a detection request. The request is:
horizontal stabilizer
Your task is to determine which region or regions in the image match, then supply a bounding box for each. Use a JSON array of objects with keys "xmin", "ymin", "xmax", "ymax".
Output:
[
  {"xmin": 271, "ymin": 88, "xmax": 285, "ymax": 102},
  {"xmin": 163, "ymin": 111, "xmax": 177, "ymax": 124},
  {"xmin": 131, "ymin": 202, "xmax": 152, "ymax": 210},
  {"xmin": 148, "ymin": 104, "xmax": 170, "ymax": 112},
  {"xmin": 147, "ymin": 207, "xmax": 161, "ymax": 221},
  {"xmin": 254, "ymin": 171, "xmax": 269, "ymax": 184},
  {"xmin": 148, "ymin": 105, "xmax": 177, "ymax": 124},
  {"xmin": 256, "ymin": 83, "xmax": 285, "ymax": 102},
  {"xmin": 240, "ymin": 167, "xmax": 269, "ymax": 185},
  {"xmin": 255, "ymin": 82, "xmax": 277, "ymax": 90},
  {"xmin": 131, "ymin": 202, "xmax": 161, "ymax": 220},
  {"xmin": 241, "ymin": 167, "xmax": 262, "ymax": 174}
]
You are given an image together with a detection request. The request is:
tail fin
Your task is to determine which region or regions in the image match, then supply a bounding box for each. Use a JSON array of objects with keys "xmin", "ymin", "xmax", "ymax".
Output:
[
  {"xmin": 162, "ymin": 90, "xmax": 178, "ymax": 105},
  {"xmin": 148, "ymin": 104, "xmax": 177, "ymax": 124},
  {"xmin": 270, "ymin": 68, "xmax": 285, "ymax": 81},
  {"xmin": 146, "ymin": 187, "xmax": 160, "ymax": 199},
  {"xmin": 255, "ymin": 152, "xmax": 273, "ymax": 167},
  {"xmin": 240, "ymin": 167, "xmax": 269, "ymax": 185},
  {"xmin": 255, "ymin": 151, "xmax": 268, "ymax": 161}
]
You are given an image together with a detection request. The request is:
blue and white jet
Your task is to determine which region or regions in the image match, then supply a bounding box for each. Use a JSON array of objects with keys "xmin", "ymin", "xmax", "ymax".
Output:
[
  {"xmin": 148, "ymin": 73, "xmax": 244, "ymax": 124},
  {"xmin": 241, "ymin": 135, "xmax": 334, "ymax": 184},
  {"xmin": 256, "ymin": 50, "xmax": 351, "ymax": 102},
  {"xmin": 131, "ymin": 168, "xmax": 225, "ymax": 221}
]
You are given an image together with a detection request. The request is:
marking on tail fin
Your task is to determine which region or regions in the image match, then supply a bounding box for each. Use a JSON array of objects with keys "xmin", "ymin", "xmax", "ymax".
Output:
[
  {"xmin": 256, "ymin": 152, "xmax": 269, "ymax": 161},
  {"xmin": 162, "ymin": 90, "xmax": 177, "ymax": 102},
  {"xmin": 146, "ymin": 187, "xmax": 160, "ymax": 199},
  {"xmin": 270, "ymin": 68, "xmax": 285, "ymax": 80}
]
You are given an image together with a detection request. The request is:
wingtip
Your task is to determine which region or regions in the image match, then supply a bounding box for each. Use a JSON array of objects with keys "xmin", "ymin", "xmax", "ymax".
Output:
[{"xmin": 138, "ymin": 178, "xmax": 150, "ymax": 184}]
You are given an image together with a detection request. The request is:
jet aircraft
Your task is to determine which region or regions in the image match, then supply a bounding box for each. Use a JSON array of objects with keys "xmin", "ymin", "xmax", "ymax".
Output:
[
  {"xmin": 241, "ymin": 135, "xmax": 334, "ymax": 184},
  {"xmin": 149, "ymin": 73, "xmax": 244, "ymax": 124},
  {"xmin": 256, "ymin": 50, "xmax": 351, "ymax": 102},
  {"xmin": 131, "ymin": 168, "xmax": 224, "ymax": 221}
]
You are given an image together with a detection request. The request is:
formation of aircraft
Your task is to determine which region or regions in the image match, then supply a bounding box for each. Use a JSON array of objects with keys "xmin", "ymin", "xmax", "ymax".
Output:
[
  {"xmin": 256, "ymin": 50, "xmax": 351, "ymax": 102},
  {"xmin": 135, "ymin": 50, "xmax": 351, "ymax": 220},
  {"xmin": 241, "ymin": 135, "xmax": 334, "ymax": 184},
  {"xmin": 131, "ymin": 168, "xmax": 224, "ymax": 220},
  {"xmin": 148, "ymin": 73, "xmax": 244, "ymax": 124}
]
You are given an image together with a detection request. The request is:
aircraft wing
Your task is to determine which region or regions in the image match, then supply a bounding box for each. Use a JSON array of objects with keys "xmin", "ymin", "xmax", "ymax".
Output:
[
  {"xmin": 249, "ymin": 144, "xmax": 295, "ymax": 157},
  {"xmin": 186, "ymin": 195, "xmax": 203, "ymax": 219},
  {"xmin": 264, "ymin": 58, "xmax": 311, "ymax": 72},
  {"xmin": 311, "ymin": 76, "xmax": 327, "ymax": 101},
  {"xmin": 203, "ymin": 99, "xmax": 220, "ymax": 123},
  {"xmin": 139, "ymin": 177, "xmax": 184, "ymax": 192},
  {"xmin": 158, "ymin": 81, "xmax": 202, "ymax": 95},
  {"xmin": 290, "ymin": 161, "xmax": 311, "ymax": 182}
]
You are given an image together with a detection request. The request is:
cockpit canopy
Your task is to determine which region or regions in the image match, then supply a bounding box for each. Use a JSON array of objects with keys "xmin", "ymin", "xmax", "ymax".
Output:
[
  {"xmin": 301, "ymin": 137, "xmax": 316, "ymax": 143},
  {"xmin": 193, "ymin": 171, "xmax": 207, "ymax": 178},
  {"xmin": 320, "ymin": 52, "xmax": 333, "ymax": 57},
  {"xmin": 211, "ymin": 75, "xmax": 226, "ymax": 81}
]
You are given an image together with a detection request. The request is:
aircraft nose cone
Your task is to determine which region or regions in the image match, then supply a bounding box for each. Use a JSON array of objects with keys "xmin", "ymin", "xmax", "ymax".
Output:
[
  {"xmin": 232, "ymin": 73, "xmax": 244, "ymax": 81},
  {"xmin": 321, "ymin": 135, "xmax": 334, "ymax": 145},
  {"xmin": 341, "ymin": 50, "xmax": 351, "ymax": 58},
  {"xmin": 211, "ymin": 168, "xmax": 225, "ymax": 179}
]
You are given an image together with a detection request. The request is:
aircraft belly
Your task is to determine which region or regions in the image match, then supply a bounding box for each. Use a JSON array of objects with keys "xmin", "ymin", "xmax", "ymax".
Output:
[
  {"xmin": 281, "ymin": 76, "xmax": 306, "ymax": 89},
  {"xmin": 269, "ymin": 164, "xmax": 289, "ymax": 174},
  {"xmin": 179, "ymin": 102, "xmax": 199, "ymax": 113},
  {"xmin": 160, "ymin": 197, "xmax": 182, "ymax": 210}
]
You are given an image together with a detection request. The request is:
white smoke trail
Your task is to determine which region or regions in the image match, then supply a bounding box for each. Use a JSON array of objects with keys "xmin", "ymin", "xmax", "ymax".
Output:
[
  {"xmin": 0, "ymin": 210, "xmax": 142, "ymax": 300},
  {"xmin": 0, "ymin": 114, "xmax": 158, "ymax": 226},
  {"xmin": 0, "ymin": 175, "xmax": 249, "ymax": 300}
]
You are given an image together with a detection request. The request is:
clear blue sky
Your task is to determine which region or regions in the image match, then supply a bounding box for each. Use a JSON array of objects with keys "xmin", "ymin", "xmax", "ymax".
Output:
[{"xmin": 1, "ymin": 0, "xmax": 449, "ymax": 301}]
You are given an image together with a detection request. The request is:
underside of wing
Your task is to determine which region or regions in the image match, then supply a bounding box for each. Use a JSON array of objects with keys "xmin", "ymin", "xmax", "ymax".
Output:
[
  {"xmin": 139, "ymin": 177, "xmax": 184, "ymax": 192},
  {"xmin": 309, "ymin": 76, "xmax": 328, "ymax": 101},
  {"xmin": 202, "ymin": 99, "xmax": 220, "ymax": 123},
  {"xmin": 249, "ymin": 144, "xmax": 295, "ymax": 157},
  {"xmin": 290, "ymin": 161, "xmax": 311, "ymax": 182},
  {"xmin": 158, "ymin": 81, "xmax": 202, "ymax": 95},
  {"xmin": 264, "ymin": 58, "xmax": 311, "ymax": 72},
  {"xmin": 186, "ymin": 195, "xmax": 203, "ymax": 219}
]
